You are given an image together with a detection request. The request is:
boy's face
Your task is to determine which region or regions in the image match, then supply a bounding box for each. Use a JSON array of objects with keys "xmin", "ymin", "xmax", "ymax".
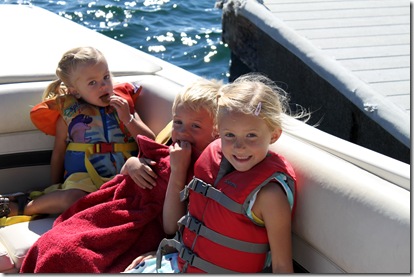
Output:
[{"xmin": 171, "ymin": 103, "xmax": 216, "ymax": 157}]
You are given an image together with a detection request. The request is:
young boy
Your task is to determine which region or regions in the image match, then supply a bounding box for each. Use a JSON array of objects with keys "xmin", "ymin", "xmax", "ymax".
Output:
[{"xmin": 120, "ymin": 78, "xmax": 221, "ymax": 190}]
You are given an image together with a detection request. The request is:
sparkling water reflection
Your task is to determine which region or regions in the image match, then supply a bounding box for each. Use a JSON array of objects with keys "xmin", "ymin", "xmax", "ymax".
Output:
[{"xmin": 1, "ymin": 0, "xmax": 230, "ymax": 82}]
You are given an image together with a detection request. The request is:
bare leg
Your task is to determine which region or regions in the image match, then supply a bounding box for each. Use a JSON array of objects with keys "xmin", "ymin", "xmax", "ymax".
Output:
[{"xmin": 18, "ymin": 189, "xmax": 88, "ymax": 216}]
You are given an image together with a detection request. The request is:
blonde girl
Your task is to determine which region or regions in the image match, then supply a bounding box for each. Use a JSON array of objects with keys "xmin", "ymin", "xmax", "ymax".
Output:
[
  {"xmin": 0, "ymin": 46, "xmax": 154, "ymax": 217},
  {"xmin": 126, "ymin": 73, "xmax": 302, "ymax": 273}
]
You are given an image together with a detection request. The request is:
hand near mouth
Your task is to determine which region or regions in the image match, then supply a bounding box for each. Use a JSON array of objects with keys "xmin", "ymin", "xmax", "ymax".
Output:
[
  {"xmin": 169, "ymin": 140, "xmax": 192, "ymax": 176},
  {"xmin": 108, "ymin": 95, "xmax": 131, "ymax": 123}
]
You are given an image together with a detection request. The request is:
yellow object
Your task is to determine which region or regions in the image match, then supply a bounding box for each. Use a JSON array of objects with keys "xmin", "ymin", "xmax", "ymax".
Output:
[
  {"xmin": 0, "ymin": 215, "xmax": 33, "ymax": 227},
  {"xmin": 66, "ymin": 142, "xmax": 137, "ymax": 188},
  {"xmin": 155, "ymin": 121, "xmax": 173, "ymax": 145}
]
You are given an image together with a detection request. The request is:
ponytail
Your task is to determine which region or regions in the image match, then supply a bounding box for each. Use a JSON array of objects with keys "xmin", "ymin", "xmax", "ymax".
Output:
[{"xmin": 42, "ymin": 79, "xmax": 67, "ymax": 101}]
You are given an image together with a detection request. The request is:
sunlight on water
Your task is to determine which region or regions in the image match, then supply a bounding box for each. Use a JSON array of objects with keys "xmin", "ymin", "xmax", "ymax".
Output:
[{"xmin": 1, "ymin": 0, "xmax": 230, "ymax": 81}]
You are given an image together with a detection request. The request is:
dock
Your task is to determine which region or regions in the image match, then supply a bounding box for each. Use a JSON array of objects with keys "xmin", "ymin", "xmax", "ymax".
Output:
[{"xmin": 218, "ymin": 0, "xmax": 410, "ymax": 163}]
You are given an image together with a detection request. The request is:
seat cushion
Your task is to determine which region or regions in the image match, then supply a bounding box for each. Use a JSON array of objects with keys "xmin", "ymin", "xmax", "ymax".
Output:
[
  {"xmin": 0, "ymin": 240, "xmax": 15, "ymax": 272},
  {"xmin": 0, "ymin": 217, "xmax": 55, "ymax": 270}
]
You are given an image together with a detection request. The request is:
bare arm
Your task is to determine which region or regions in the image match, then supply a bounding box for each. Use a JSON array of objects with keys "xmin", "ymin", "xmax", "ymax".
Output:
[
  {"xmin": 50, "ymin": 116, "xmax": 67, "ymax": 184},
  {"xmin": 162, "ymin": 141, "xmax": 192, "ymax": 235},
  {"xmin": 110, "ymin": 95, "xmax": 155, "ymax": 140},
  {"xmin": 125, "ymin": 111, "xmax": 155, "ymax": 140},
  {"xmin": 253, "ymin": 182, "xmax": 294, "ymax": 273}
]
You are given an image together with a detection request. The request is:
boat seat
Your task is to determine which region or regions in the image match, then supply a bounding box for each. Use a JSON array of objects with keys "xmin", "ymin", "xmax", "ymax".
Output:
[
  {"xmin": 0, "ymin": 216, "xmax": 56, "ymax": 272},
  {"xmin": 271, "ymin": 120, "xmax": 410, "ymax": 273},
  {"xmin": 0, "ymin": 57, "xmax": 409, "ymax": 273},
  {"xmin": 0, "ymin": 240, "xmax": 16, "ymax": 273}
]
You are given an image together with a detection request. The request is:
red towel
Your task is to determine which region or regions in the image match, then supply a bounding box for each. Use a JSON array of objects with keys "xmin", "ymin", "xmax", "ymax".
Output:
[{"xmin": 20, "ymin": 135, "xmax": 193, "ymax": 273}]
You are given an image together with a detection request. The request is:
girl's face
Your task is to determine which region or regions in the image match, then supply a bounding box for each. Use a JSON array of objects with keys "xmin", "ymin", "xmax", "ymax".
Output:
[
  {"xmin": 218, "ymin": 110, "xmax": 281, "ymax": 172},
  {"xmin": 171, "ymin": 104, "xmax": 216, "ymax": 158},
  {"xmin": 69, "ymin": 60, "xmax": 114, "ymax": 107}
]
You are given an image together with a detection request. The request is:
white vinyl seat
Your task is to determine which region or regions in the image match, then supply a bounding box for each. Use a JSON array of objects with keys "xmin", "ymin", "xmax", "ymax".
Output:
[
  {"xmin": 0, "ymin": 217, "xmax": 55, "ymax": 272},
  {"xmin": 0, "ymin": 240, "xmax": 16, "ymax": 273}
]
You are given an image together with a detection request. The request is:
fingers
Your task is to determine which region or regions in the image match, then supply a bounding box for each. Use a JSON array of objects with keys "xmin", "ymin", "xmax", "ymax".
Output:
[
  {"xmin": 142, "ymin": 158, "xmax": 157, "ymax": 167},
  {"xmin": 132, "ymin": 163, "xmax": 158, "ymax": 190},
  {"xmin": 124, "ymin": 256, "xmax": 144, "ymax": 271},
  {"xmin": 123, "ymin": 252, "xmax": 156, "ymax": 271},
  {"xmin": 109, "ymin": 95, "xmax": 126, "ymax": 106},
  {"xmin": 109, "ymin": 96, "xmax": 129, "ymax": 119},
  {"xmin": 141, "ymin": 159, "xmax": 157, "ymax": 180},
  {"xmin": 169, "ymin": 140, "xmax": 191, "ymax": 152}
]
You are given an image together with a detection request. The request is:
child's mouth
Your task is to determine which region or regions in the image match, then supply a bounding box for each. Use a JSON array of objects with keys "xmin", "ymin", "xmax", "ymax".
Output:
[{"xmin": 100, "ymin": 94, "xmax": 111, "ymax": 103}]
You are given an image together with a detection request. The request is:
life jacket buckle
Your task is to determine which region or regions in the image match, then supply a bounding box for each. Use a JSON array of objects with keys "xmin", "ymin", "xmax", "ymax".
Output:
[
  {"xmin": 187, "ymin": 217, "xmax": 202, "ymax": 234},
  {"xmin": 194, "ymin": 179, "xmax": 209, "ymax": 196},
  {"xmin": 94, "ymin": 142, "xmax": 115, "ymax": 154},
  {"xmin": 179, "ymin": 247, "xmax": 195, "ymax": 265}
]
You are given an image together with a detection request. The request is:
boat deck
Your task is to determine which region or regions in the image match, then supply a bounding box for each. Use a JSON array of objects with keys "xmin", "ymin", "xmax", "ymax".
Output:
[
  {"xmin": 219, "ymin": 0, "xmax": 410, "ymax": 162},
  {"xmin": 263, "ymin": 0, "xmax": 410, "ymax": 113}
]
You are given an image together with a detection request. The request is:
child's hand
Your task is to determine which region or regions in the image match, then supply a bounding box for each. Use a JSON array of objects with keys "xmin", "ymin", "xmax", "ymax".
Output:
[
  {"xmin": 123, "ymin": 251, "xmax": 156, "ymax": 272},
  {"xmin": 109, "ymin": 95, "xmax": 131, "ymax": 124},
  {"xmin": 121, "ymin": 157, "xmax": 158, "ymax": 189},
  {"xmin": 169, "ymin": 140, "xmax": 192, "ymax": 178}
]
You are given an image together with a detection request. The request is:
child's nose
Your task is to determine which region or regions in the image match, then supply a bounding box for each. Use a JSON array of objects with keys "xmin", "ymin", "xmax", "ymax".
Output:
[
  {"xmin": 100, "ymin": 79, "xmax": 110, "ymax": 89},
  {"xmin": 234, "ymin": 138, "xmax": 245, "ymax": 149}
]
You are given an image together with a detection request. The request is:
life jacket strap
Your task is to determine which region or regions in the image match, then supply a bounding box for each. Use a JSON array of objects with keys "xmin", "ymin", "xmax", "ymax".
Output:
[
  {"xmin": 66, "ymin": 141, "xmax": 137, "ymax": 154},
  {"xmin": 156, "ymin": 232, "xmax": 239, "ymax": 274},
  {"xmin": 180, "ymin": 178, "xmax": 244, "ymax": 214},
  {"xmin": 178, "ymin": 214, "xmax": 270, "ymax": 254},
  {"xmin": 66, "ymin": 141, "xmax": 137, "ymax": 188}
]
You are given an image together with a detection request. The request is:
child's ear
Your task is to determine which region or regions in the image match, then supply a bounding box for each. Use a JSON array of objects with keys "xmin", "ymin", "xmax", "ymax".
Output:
[
  {"xmin": 270, "ymin": 129, "xmax": 282, "ymax": 144},
  {"xmin": 213, "ymin": 129, "xmax": 220, "ymax": 139},
  {"xmin": 68, "ymin": 87, "xmax": 81, "ymax": 99}
]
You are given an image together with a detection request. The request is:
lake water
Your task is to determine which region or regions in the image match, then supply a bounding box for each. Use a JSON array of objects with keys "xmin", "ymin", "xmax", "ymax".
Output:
[{"xmin": 1, "ymin": 0, "xmax": 231, "ymax": 82}]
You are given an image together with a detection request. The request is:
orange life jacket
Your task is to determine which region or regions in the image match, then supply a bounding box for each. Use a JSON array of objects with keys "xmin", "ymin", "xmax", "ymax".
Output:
[
  {"xmin": 30, "ymin": 82, "xmax": 141, "ymax": 136},
  {"xmin": 30, "ymin": 82, "xmax": 142, "ymax": 187}
]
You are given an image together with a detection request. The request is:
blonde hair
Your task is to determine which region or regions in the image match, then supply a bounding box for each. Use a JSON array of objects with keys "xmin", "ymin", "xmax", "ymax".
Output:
[
  {"xmin": 172, "ymin": 78, "xmax": 223, "ymax": 119},
  {"xmin": 42, "ymin": 46, "xmax": 107, "ymax": 100},
  {"xmin": 217, "ymin": 73, "xmax": 306, "ymax": 131}
]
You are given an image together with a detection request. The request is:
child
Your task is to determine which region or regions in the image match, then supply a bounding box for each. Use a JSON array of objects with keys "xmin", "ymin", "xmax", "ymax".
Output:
[
  {"xmin": 120, "ymin": 78, "xmax": 222, "ymax": 190},
  {"xmin": 0, "ymin": 46, "xmax": 154, "ymax": 217},
  {"xmin": 125, "ymin": 73, "xmax": 302, "ymax": 273},
  {"xmin": 19, "ymin": 77, "xmax": 223, "ymax": 273}
]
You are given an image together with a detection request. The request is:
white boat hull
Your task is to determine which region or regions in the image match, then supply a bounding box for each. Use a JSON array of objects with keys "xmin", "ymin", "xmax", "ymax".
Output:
[{"xmin": 0, "ymin": 4, "xmax": 409, "ymax": 273}]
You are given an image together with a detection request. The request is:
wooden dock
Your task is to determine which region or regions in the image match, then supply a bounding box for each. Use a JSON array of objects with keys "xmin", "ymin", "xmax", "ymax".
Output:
[{"xmin": 218, "ymin": 0, "xmax": 410, "ymax": 163}]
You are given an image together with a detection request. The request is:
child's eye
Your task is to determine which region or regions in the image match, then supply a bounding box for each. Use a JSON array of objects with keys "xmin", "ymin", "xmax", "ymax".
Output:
[
  {"xmin": 88, "ymin": 80, "xmax": 97, "ymax": 86},
  {"xmin": 104, "ymin": 75, "xmax": 111, "ymax": 80},
  {"xmin": 173, "ymin": 120, "xmax": 182, "ymax": 125},
  {"xmin": 247, "ymin": 133, "xmax": 257, "ymax": 138},
  {"xmin": 191, "ymin": 123, "xmax": 200, "ymax": 129},
  {"xmin": 224, "ymin": 132, "xmax": 235, "ymax": 138}
]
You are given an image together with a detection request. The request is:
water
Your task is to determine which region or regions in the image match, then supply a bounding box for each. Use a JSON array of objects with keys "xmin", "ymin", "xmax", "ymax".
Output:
[{"xmin": 1, "ymin": 0, "xmax": 230, "ymax": 82}]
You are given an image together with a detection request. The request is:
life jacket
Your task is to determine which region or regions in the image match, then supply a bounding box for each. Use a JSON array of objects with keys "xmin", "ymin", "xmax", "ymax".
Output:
[
  {"xmin": 156, "ymin": 139, "xmax": 296, "ymax": 273},
  {"xmin": 30, "ymin": 82, "xmax": 142, "ymax": 188}
]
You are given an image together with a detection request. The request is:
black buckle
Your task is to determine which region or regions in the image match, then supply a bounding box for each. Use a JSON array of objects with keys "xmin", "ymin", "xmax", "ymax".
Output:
[
  {"xmin": 179, "ymin": 247, "xmax": 195, "ymax": 265},
  {"xmin": 194, "ymin": 179, "xmax": 209, "ymax": 196},
  {"xmin": 187, "ymin": 217, "xmax": 202, "ymax": 234}
]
